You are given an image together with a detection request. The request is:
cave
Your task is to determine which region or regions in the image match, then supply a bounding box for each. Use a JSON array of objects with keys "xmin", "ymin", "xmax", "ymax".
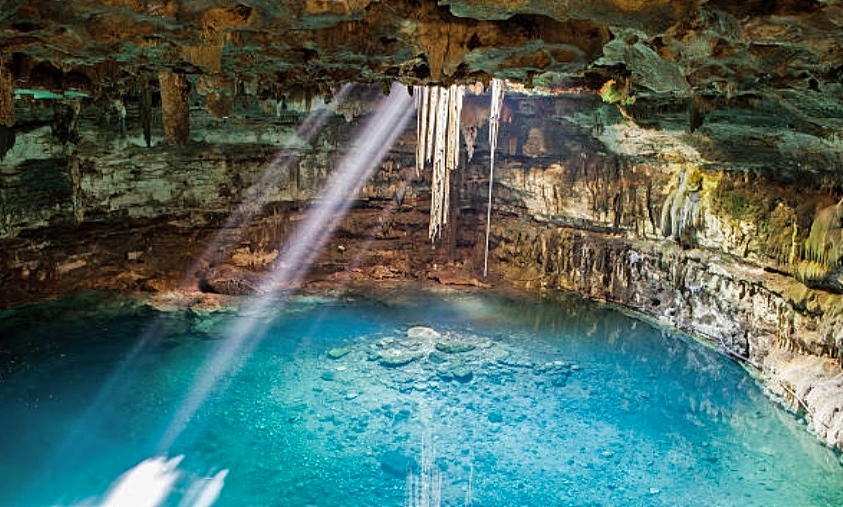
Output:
[{"xmin": 2, "ymin": 1, "xmax": 843, "ymax": 505}]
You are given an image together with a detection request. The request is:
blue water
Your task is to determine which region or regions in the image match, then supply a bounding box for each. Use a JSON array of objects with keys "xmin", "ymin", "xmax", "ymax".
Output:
[{"xmin": 0, "ymin": 289, "xmax": 841, "ymax": 506}]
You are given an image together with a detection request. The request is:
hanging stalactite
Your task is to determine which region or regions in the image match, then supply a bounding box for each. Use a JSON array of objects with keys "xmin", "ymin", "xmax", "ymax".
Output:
[
  {"xmin": 414, "ymin": 84, "xmax": 464, "ymax": 241},
  {"xmin": 0, "ymin": 61, "xmax": 13, "ymax": 127},
  {"xmin": 483, "ymin": 78, "xmax": 505, "ymax": 278},
  {"xmin": 158, "ymin": 70, "xmax": 190, "ymax": 145}
]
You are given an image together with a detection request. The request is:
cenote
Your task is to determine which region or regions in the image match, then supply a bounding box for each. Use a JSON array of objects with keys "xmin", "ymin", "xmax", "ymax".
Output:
[{"xmin": 1, "ymin": 289, "xmax": 841, "ymax": 507}]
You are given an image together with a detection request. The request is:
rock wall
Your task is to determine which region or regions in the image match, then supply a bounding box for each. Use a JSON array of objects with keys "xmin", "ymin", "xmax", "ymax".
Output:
[
  {"xmin": 0, "ymin": 93, "xmax": 486, "ymax": 305},
  {"xmin": 485, "ymin": 141, "xmax": 843, "ymax": 450}
]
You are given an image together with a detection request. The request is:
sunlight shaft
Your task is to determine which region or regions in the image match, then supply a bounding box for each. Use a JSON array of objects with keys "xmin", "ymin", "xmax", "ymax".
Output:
[{"xmin": 158, "ymin": 83, "xmax": 414, "ymax": 451}]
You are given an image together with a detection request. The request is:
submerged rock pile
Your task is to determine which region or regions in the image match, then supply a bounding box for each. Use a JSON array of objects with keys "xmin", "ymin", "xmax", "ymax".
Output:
[{"xmin": 325, "ymin": 325, "xmax": 579, "ymax": 393}]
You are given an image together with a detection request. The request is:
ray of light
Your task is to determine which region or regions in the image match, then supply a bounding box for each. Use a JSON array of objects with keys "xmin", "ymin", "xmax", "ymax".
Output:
[
  {"xmin": 29, "ymin": 88, "xmax": 355, "ymax": 487},
  {"xmin": 157, "ymin": 82, "xmax": 415, "ymax": 452},
  {"xmin": 182, "ymin": 83, "xmax": 355, "ymax": 282},
  {"xmin": 25, "ymin": 86, "xmax": 355, "ymax": 504}
]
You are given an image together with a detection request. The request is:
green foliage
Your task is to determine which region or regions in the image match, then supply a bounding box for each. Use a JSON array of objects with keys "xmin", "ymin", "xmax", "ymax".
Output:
[
  {"xmin": 718, "ymin": 192, "xmax": 760, "ymax": 220},
  {"xmin": 795, "ymin": 260, "xmax": 831, "ymax": 282},
  {"xmin": 803, "ymin": 203, "xmax": 843, "ymax": 266},
  {"xmin": 599, "ymin": 79, "xmax": 636, "ymax": 106}
]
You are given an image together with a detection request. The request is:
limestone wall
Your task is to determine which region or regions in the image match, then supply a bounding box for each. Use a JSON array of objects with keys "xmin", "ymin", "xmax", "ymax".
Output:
[{"xmin": 486, "ymin": 151, "xmax": 843, "ymax": 451}]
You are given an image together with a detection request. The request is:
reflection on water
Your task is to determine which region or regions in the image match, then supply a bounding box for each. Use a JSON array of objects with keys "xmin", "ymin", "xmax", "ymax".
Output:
[{"xmin": 0, "ymin": 288, "xmax": 841, "ymax": 506}]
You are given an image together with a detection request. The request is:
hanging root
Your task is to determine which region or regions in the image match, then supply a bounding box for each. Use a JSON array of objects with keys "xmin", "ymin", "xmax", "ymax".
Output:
[{"xmin": 414, "ymin": 84, "xmax": 464, "ymax": 241}]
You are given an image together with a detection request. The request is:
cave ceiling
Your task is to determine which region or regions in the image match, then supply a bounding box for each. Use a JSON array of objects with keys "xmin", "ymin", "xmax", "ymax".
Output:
[{"xmin": 2, "ymin": 0, "xmax": 843, "ymax": 174}]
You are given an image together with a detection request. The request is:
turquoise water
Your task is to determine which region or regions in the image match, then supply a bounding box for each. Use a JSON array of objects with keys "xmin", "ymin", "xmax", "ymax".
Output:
[{"xmin": 1, "ymin": 289, "xmax": 842, "ymax": 506}]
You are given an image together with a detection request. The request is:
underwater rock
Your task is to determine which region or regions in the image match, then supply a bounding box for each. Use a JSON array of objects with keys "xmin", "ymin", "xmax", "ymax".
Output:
[
  {"xmin": 439, "ymin": 362, "xmax": 474, "ymax": 383},
  {"xmin": 427, "ymin": 351, "xmax": 448, "ymax": 364},
  {"xmin": 434, "ymin": 340, "xmax": 476, "ymax": 354},
  {"xmin": 376, "ymin": 337, "xmax": 396, "ymax": 348},
  {"xmin": 534, "ymin": 361, "xmax": 569, "ymax": 373},
  {"xmin": 327, "ymin": 347, "xmax": 352, "ymax": 359},
  {"xmin": 380, "ymin": 450, "xmax": 419, "ymax": 479},
  {"xmin": 398, "ymin": 339, "xmax": 423, "ymax": 350},
  {"xmin": 378, "ymin": 350, "xmax": 421, "ymax": 368},
  {"xmin": 452, "ymin": 366, "xmax": 473, "ymax": 382},
  {"xmin": 200, "ymin": 264, "xmax": 263, "ymax": 296},
  {"xmin": 550, "ymin": 372, "xmax": 571, "ymax": 387},
  {"xmin": 497, "ymin": 356, "xmax": 533, "ymax": 369},
  {"xmin": 407, "ymin": 326, "xmax": 441, "ymax": 340}
]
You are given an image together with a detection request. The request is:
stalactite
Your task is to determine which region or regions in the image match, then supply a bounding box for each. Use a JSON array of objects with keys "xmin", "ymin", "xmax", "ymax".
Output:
[
  {"xmin": 414, "ymin": 83, "xmax": 463, "ymax": 241},
  {"xmin": 180, "ymin": 45, "xmax": 224, "ymax": 73},
  {"xmin": 158, "ymin": 71, "xmax": 189, "ymax": 145},
  {"xmin": 0, "ymin": 62, "xmax": 13, "ymax": 127},
  {"xmin": 415, "ymin": 86, "xmax": 429, "ymax": 176},
  {"xmin": 140, "ymin": 75, "xmax": 152, "ymax": 147},
  {"xmin": 483, "ymin": 78, "xmax": 505, "ymax": 278},
  {"xmin": 660, "ymin": 167, "xmax": 703, "ymax": 242}
]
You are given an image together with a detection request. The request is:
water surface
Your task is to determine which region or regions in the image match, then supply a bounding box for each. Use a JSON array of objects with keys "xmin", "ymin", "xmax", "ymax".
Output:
[{"xmin": 0, "ymin": 289, "xmax": 841, "ymax": 506}]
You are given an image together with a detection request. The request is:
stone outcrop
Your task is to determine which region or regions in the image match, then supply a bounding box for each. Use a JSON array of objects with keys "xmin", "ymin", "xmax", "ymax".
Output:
[{"xmin": 478, "ymin": 107, "xmax": 843, "ymax": 449}]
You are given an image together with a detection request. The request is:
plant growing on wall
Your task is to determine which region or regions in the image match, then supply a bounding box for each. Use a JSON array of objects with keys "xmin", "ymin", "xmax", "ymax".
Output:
[{"xmin": 599, "ymin": 78, "xmax": 636, "ymax": 106}]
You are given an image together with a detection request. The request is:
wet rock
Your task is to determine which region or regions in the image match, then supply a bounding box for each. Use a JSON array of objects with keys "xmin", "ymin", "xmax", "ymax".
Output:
[
  {"xmin": 550, "ymin": 372, "xmax": 571, "ymax": 387},
  {"xmin": 498, "ymin": 356, "xmax": 533, "ymax": 369},
  {"xmin": 327, "ymin": 347, "xmax": 352, "ymax": 359},
  {"xmin": 535, "ymin": 361, "xmax": 568, "ymax": 373},
  {"xmin": 436, "ymin": 364, "xmax": 454, "ymax": 380},
  {"xmin": 378, "ymin": 350, "xmax": 421, "ymax": 368},
  {"xmin": 450, "ymin": 364, "xmax": 474, "ymax": 383},
  {"xmin": 200, "ymin": 264, "xmax": 263, "ymax": 295},
  {"xmin": 427, "ymin": 351, "xmax": 448, "ymax": 364},
  {"xmin": 434, "ymin": 340, "xmax": 476, "ymax": 354},
  {"xmin": 486, "ymin": 346, "xmax": 512, "ymax": 363},
  {"xmin": 376, "ymin": 337, "xmax": 396, "ymax": 348},
  {"xmin": 380, "ymin": 450, "xmax": 418, "ymax": 478},
  {"xmin": 398, "ymin": 339, "xmax": 423, "ymax": 350},
  {"xmin": 407, "ymin": 326, "xmax": 441, "ymax": 340}
]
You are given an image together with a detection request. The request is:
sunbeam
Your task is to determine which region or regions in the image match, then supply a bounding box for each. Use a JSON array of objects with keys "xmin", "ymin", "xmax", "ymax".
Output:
[
  {"xmin": 29, "ymin": 84, "xmax": 356, "ymax": 488},
  {"xmin": 157, "ymin": 82, "xmax": 414, "ymax": 452},
  {"xmin": 183, "ymin": 83, "xmax": 355, "ymax": 282},
  {"xmin": 25, "ymin": 85, "xmax": 357, "ymax": 505}
]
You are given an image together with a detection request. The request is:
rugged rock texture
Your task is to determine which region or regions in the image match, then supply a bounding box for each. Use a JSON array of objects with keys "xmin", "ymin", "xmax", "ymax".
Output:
[
  {"xmin": 2, "ymin": 0, "xmax": 843, "ymax": 139},
  {"xmin": 481, "ymin": 96, "xmax": 843, "ymax": 450},
  {"xmin": 1, "ymin": 1, "xmax": 843, "ymax": 451},
  {"xmin": 0, "ymin": 88, "xmax": 486, "ymax": 304}
]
